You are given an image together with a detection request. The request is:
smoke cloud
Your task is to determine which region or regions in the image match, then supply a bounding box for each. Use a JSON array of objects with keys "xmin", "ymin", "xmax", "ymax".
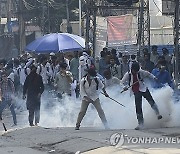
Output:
[
  {"xmin": 37, "ymin": 85, "xmax": 177, "ymax": 130},
  {"xmin": 7, "ymin": 85, "xmax": 179, "ymax": 130}
]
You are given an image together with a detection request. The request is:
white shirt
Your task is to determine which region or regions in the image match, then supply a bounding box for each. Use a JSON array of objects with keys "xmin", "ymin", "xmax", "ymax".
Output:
[
  {"xmin": 80, "ymin": 76, "xmax": 104, "ymax": 101},
  {"xmin": 19, "ymin": 66, "xmax": 31, "ymax": 86},
  {"xmin": 121, "ymin": 69, "xmax": 156, "ymax": 93},
  {"xmin": 36, "ymin": 63, "xmax": 52, "ymax": 85}
]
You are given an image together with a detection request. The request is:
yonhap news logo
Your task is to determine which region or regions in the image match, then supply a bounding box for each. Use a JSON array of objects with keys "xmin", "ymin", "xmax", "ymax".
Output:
[
  {"xmin": 110, "ymin": 133, "xmax": 125, "ymax": 147},
  {"xmin": 110, "ymin": 132, "xmax": 180, "ymax": 147}
]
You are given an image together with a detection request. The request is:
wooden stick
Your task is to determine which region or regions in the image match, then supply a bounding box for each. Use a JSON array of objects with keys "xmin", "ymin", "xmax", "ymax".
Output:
[
  {"xmin": 0, "ymin": 117, "xmax": 7, "ymax": 132},
  {"xmin": 101, "ymin": 92, "xmax": 126, "ymax": 107}
]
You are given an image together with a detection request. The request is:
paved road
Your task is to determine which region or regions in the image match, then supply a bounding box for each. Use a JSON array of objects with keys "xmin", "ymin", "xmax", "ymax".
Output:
[
  {"xmin": 1, "ymin": 125, "xmax": 180, "ymax": 154},
  {"xmin": 0, "ymin": 106, "xmax": 180, "ymax": 154}
]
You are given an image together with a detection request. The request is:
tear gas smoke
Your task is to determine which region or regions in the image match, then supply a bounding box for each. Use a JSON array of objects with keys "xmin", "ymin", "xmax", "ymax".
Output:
[
  {"xmin": 39, "ymin": 85, "xmax": 177, "ymax": 129},
  {"xmin": 3, "ymin": 85, "xmax": 179, "ymax": 130}
]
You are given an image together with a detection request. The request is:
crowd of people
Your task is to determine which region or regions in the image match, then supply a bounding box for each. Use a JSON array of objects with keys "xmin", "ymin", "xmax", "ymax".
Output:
[{"xmin": 0, "ymin": 45, "xmax": 176, "ymax": 130}]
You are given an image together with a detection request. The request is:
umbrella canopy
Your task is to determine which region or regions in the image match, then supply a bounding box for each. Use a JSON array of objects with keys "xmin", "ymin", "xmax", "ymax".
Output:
[{"xmin": 25, "ymin": 33, "xmax": 85, "ymax": 53}]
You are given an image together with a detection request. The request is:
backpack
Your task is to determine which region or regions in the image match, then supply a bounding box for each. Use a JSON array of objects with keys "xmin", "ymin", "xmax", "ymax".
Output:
[{"xmin": 83, "ymin": 76, "xmax": 99, "ymax": 90}]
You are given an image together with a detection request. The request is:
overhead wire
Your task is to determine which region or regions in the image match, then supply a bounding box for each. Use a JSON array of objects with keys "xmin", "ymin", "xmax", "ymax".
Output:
[
  {"xmin": 152, "ymin": 0, "xmax": 162, "ymax": 14},
  {"xmin": 22, "ymin": 0, "xmax": 36, "ymax": 10},
  {"xmin": 48, "ymin": 0, "xmax": 65, "ymax": 10}
]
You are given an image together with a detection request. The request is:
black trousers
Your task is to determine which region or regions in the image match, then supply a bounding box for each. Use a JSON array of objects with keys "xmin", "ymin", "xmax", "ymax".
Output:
[
  {"xmin": 134, "ymin": 89, "xmax": 159, "ymax": 124},
  {"xmin": 28, "ymin": 105, "xmax": 40, "ymax": 125}
]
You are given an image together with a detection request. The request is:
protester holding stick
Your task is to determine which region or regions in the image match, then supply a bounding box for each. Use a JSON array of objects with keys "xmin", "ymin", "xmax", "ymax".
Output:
[
  {"xmin": 121, "ymin": 62, "xmax": 162, "ymax": 130},
  {"xmin": 0, "ymin": 81, "xmax": 7, "ymax": 131},
  {"xmin": 75, "ymin": 67, "xmax": 109, "ymax": 130},
  {"xmin": 0, "ymin": 71, "xmax": 17, "ymax": 127}
]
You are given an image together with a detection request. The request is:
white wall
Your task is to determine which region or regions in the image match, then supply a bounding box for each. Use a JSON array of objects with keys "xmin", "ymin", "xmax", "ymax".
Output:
[
  {"xmin": 149, "ymin": 0, "xmax": 162, "ymax": 16},
  {"xmin": 151, "ymin": 28, "xmax": 173, "ymax": 45},
  {"xmin": 150, "ymin": 15, "xmax": 173, "ymax": 45}
]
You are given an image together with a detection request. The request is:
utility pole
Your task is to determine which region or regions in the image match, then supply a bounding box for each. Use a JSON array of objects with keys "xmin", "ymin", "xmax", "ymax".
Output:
[
  {"xmin": 0, "ymin": 0, "xmax": 2, "ymax": 35},
  {"xmin": 66, "ymin": 0, "xmax": 72, "ymax": 33},
  {"xmin": 174, "ymin": 0, "xmax": 180, "ymax": 86},
  {"xmin": 85, "ymin": 0, "xmax": 90, "ymax": 50},
  {"xmin": 41, "ymin": 0, "xmax": 45, "ymax": 35},
  {"xmin": 137, "ymin": 0, "xmax": 144, "ymax": 59},
  {"xmin": 85, "ymin": 0, "xmax": 97, "ymax": 57},
  {"xmin": 47, "ymin": 0, "xmax": 50, "ymax": 33},
  {"xmin": 137, "ymin": 0, "xmax": 150, "ymax": 59},
  {"xmin": 19, "ymin": 0, "xmax": 26, "ymax": 54},
  {"xmin": 0, "ymin": 0, "xmax": 1, "ymax": 17},
  {"xmin": 40, "ymin": 0, "xmax": 51, "ymax": 34},
  {"xmin": 7, "ymin": 0, "xmax": 11, "ymax": 27},
  {"xmin": 79, "ymin": 0, "xmax": 82, "ymax": 36}
]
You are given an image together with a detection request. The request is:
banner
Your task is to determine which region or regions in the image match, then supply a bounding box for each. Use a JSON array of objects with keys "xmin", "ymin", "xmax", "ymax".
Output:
[{"xmin": 107, "ymin": 15, "xmax": 137, "ymax": 47}]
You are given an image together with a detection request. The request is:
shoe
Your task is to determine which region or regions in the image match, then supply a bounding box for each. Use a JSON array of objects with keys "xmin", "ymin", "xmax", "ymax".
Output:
[
  {"xmin": 135, "ymin": 124, "xmax": 144, "ymax": 130},
  {"xmin": 75, "ymin": 126, "xmax": 80, "ymax": 130},
  {"xmin": 35, "ymin": 123, "xmax": 38, "ymax": 126},
  {"xmin": 157, "ymin": 115, "xmax": 162, "ymax": 120},
  {"xmin": 11, "ymin": 124, "xmax": 17, "ymax": 127},
  {"xmin": 30, "ymin": 123, "xmax": 35, "ymax": 126}
]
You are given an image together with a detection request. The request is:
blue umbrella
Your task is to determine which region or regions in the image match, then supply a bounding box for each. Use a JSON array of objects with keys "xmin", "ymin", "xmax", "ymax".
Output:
[{"xmin": 25, "ymin": 33, "xmax": 85, "ymax": 53}]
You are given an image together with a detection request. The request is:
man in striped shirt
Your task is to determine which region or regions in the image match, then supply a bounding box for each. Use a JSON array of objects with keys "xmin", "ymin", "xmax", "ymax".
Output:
[{"xmin": 0, "ymin": 71, "xmax": 17, "ymax": 127}]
